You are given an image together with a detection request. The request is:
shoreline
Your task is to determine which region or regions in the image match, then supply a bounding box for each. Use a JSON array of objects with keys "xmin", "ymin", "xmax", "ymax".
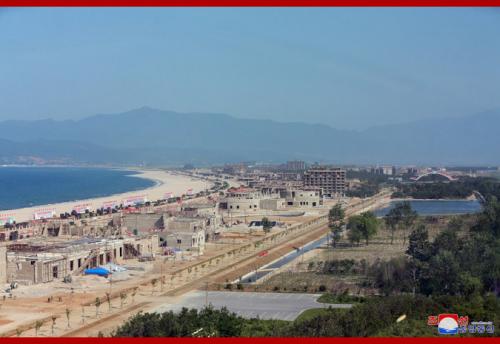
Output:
[{"xmin": 0, "ymin": 168, "xmax": 211, "ymax": 223}]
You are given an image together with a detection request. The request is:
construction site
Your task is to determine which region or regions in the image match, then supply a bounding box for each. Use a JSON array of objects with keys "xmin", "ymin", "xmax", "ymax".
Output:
[{"xmin": 0, "ymin": 166, "xmax": 392, "ymax": 337}]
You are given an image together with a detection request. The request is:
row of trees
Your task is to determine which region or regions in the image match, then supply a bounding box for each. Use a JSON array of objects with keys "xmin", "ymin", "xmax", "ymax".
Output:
[{"xmin": 392, "ymin": 176, "xmax": 500, "ymax": 199}]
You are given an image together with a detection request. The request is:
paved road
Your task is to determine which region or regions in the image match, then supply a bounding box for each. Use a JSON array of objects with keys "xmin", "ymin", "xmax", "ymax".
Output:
[{"xmin": 153, "ymin": 291, "xmax": 351, "ymax": 321}]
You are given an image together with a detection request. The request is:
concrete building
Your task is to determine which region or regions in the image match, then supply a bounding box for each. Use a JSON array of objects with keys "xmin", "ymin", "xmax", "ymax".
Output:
[
  {"xmin": 121, "ymin": 213, "xmax": 166, "ymax": 233},
  {"xmin": 282, "ymin": 189, "xmax": 321, "ymax": 207},
  {"xmin": 0, "ymin": 244, "xmax": 7, "ymax": 284},
  {"xmin": 218, "ymin": 187, "xmax": 262, "ymax": 212},
  {"xmin": 181, "ymin": 203, "xmax": 220, "ymax": 240},
  {"xmin": 162, "ymin": 217, "xmax": 206, "ymax": 254},
  {"xmin": 303, "ymin": 168, "xmax": 346, "ymax": 197},
  {"xmin": 6, "ymin": 235, "xmax": 159, "ymax": 285},
  {"xmin": 284, "ymin": 160, "xmax": 306, "ymax": 172},
  {"xmin": 371, "ymin": 166, "xmax": 396, "ymax": 176}
]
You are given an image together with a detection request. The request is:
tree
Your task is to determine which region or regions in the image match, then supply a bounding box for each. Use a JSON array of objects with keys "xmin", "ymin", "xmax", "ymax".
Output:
[
  {"xmin": 65, "ymin": 308, "xmax": 71, "ymax": 328},
  {"xmin": 328, "ymin": 203, "xmax": 345, "ymax": 247},
  {"xmin": 261, "ymin": 217, "xmax": 272, "ymax": 233},
  {"xmin": 95, "ymin": 297, "xmax": 102, "ymax": 317},
  {"xmin": 35, "ymin": 320, "xmax": 43, "ymax": 337},
  {"xmin": 151, "ymin": 278, "xmax": 158, "ymax": 295},
  {"xmin": 106, "ymin": 292, "xmax": 112, "ymax": 312},
  {"xmin": 347, "ymin": 212, "xmax": 379, "ymax": 245},
  {"xmin": 131, "ymin": 287, "xmax": 138, "ymax": 304},
  {"xmin": 384, "ymin": 206, "xmax": 402, "ymax": 244},
  {"xmin": 406, "ymin": 225, "xmax": 431, "ymax": 262},
  {"xmin": 51, "ymin": 315, "xmax": 57, "ymax": 335},
  {"xmin": 399, "ymin": 201, "xmax": 417, "ymax": 244},
  {"xmin": 120, "ymin": 292, "xmax": 127, "ymax": 309}
]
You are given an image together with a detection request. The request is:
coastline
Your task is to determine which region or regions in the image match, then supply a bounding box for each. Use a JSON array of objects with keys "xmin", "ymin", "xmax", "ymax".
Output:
[{"xmin": 0, "ymin": 168, "xmax": 211, "ymax": 223}]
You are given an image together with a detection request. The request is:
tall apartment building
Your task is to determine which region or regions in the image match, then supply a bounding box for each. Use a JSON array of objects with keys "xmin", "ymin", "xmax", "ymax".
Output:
[
  {"xmin": 303, "ymin": 167, "xmax": 346, "ymax": 197},
  {"xmin": 285, "ymin": 160, "xmax": 306, "ymax": 172}
]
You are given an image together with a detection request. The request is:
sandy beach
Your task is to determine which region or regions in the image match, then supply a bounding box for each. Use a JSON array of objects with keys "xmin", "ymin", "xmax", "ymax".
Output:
[{"xmin": 0, "ymin": 169, "xmax": 211, "ymax": 223}]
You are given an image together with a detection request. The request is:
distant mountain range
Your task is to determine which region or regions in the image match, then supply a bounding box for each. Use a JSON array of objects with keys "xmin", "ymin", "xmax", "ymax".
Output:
[{"xmin": 0, "ymin": 107, "xmax": 499, "ymax": 166}]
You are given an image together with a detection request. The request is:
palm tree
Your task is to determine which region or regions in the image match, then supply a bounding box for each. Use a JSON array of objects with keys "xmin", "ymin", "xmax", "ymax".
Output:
[
  {"xmin": 105, "ymin": 292, "xmax": 111, "ymax": 312},
  {"xmin": 65, "ymin": 308, "xmax": 71, "ymax": 328},
  {"xmin": 51, "ymin": 316, "xmax": 57, "ymax": 335},
  {"xmin": 151, "ymin": 278, "xmax": 158, "ymax": 295},
  {"xmin": 131, "ymin": 287, "xmax": 138, "ymax": 304},
  {"xmin": 120, "ymin": 292, "xmax": 127, "ymax": 308},
  {"xmin": 35, "ymin": 320, "xmax": 43, "ymax": 337},
  {"xmin": 95, "ymin": 297, "xmax": 101, "ymax": 317}
]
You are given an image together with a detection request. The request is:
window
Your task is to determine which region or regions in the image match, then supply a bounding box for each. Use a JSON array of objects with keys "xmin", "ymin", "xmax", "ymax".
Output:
[
  {"xmin": 70, "ymin": 260, "xmax": 74, "ymax": 271},
  {"xmin": 177, "ymin": 239, "xmax": 182, "ymax": 244},
  {"xmin": 119, "ymin": 247, "xmax": 123, "ymax": 257},
  {"xmin": 78, "ymin": 258, "xmax": 82, "ymax": 268}
]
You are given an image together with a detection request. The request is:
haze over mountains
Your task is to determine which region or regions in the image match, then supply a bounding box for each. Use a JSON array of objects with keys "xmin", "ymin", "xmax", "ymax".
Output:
[{"xmin": 0, "ymin": 107, "xmax": 498, "ymax": 166}]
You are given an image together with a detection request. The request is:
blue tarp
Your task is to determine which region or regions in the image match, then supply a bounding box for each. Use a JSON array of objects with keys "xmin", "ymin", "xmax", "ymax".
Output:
[{"xmin": 84, "ymin": 267, "xmax": 111, "ymax": 277}]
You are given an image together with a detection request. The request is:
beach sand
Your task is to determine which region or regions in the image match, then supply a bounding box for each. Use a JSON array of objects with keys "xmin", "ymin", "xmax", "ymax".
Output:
[{"xmin": 0, "ymin": 169, "xmax": 211, "ymax": 223}]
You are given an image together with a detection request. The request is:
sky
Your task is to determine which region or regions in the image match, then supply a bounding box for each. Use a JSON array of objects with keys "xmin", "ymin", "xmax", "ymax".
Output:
[{"xmin": 0, "ymin": 7, "xmax": 499, "ymax": 130}]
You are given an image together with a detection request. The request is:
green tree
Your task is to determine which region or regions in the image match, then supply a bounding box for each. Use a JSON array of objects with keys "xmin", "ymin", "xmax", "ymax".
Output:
[
  {"xmin": 406, "ymin": 225, "xmax": 431, "ymax": 262},
  {"xmin": 347, "ymin": 212, "xmax": 379, "ymax": 245},
  {"xmin": 384, "ymin": 206, "xmax": 402, "ymax": 244},
  {"xmin": 399, "ymin": 201, "xmax": 417, "ymax": 244},
  {"xmin": 261, "ymin": 217, "xmax": 272, "ymax": 233},
  {"xmin": 328, "ymin": 203, "xmax": 345, "ymax": 248}
]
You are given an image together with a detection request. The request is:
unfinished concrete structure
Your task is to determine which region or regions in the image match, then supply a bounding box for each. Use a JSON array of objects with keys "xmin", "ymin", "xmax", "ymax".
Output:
[
  {"xmin": 161, "ymin": 217, "xmax": 206, "ymax": 254},
  {"xmin": 6, "ymin": 235, "xmax": 159, "ymax": 285},
  {"xmin": 303, "ymin": 167, "xmax": 346, "ymax": 197}
]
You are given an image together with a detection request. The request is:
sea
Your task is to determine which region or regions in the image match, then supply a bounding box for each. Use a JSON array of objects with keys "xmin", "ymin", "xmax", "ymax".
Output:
[
  {"xmin": 0, "ymin": 166, "xmax": 156, "ymax": 211},
  {"xmin": 374, "ymin": 199, "xmax": 482, "ymax": 217}
]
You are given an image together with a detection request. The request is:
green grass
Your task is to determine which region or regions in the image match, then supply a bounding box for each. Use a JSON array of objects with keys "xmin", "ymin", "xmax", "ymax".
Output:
[{"xmin": 317, "ymin": 293, "xmax": 366, "ymax": 304}]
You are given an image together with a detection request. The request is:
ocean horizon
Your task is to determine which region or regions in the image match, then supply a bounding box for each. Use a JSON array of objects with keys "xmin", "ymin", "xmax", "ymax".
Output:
[{"xmin": 0, "ymin": 166, "xmax": 156, "ymax": 211}]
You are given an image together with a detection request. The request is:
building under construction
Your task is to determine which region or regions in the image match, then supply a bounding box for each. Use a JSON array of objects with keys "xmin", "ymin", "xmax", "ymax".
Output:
[
  {"xmin": 6, "ymin": 235, "xmax": 158, "ymax": 285},
  {"xmin": 303, "ymin": 167, "xmax": 346, "ymax": 197}
]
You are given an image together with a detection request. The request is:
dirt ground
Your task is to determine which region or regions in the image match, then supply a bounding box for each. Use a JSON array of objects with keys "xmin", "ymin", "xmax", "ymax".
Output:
[
  {"xmin": 253, "ymin": 214, "xmax": 471, "ymax": 296},
  {"xmin": 0, "ymin": 191, "xmax": 392, "ymax": 337}
]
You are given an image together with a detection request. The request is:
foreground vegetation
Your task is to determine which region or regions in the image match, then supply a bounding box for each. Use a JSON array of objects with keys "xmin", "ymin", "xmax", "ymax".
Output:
[{"xmin": 113, "ymin": 294, "xmax": 498, "ymax": 337}]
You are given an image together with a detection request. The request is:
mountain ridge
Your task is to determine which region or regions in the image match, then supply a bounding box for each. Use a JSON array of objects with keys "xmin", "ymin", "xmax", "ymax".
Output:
[{"xmin": 0, "ymin": 107, "xmax": 498, "ymax": 166}]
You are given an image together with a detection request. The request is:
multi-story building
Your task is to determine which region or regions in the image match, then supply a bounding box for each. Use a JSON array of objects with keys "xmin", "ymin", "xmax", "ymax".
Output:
[
  {"xmin": 285, "ymin": 160, "xmax": 306, "ymax": 172},
  {"xmin": 303, "ymin": 167, "xmax": 346, "ymax": 197},
  {"xmin": 371, "ymin": 166, "xmax": 396, "ymax": 176}
]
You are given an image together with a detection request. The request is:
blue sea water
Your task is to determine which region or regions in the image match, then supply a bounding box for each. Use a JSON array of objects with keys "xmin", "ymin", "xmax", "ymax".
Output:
[
  {"xmin": 374, "ymin": 199, "xmax": 482, "ymax": 217},
  {"xmin": 0, "ymin": 167, "xmax": 155, "ymax": 210}
]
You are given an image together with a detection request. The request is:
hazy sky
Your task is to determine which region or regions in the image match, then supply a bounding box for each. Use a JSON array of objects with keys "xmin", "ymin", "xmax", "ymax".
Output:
[{"xmin": 1, "ymin": 7, "xmax": 499, "ymax": 129}]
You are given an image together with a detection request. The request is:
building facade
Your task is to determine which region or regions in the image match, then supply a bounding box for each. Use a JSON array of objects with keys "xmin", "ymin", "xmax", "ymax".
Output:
[{"xmin": 303, "ymin": 168, "xmax": 346, "ymax": 197}]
